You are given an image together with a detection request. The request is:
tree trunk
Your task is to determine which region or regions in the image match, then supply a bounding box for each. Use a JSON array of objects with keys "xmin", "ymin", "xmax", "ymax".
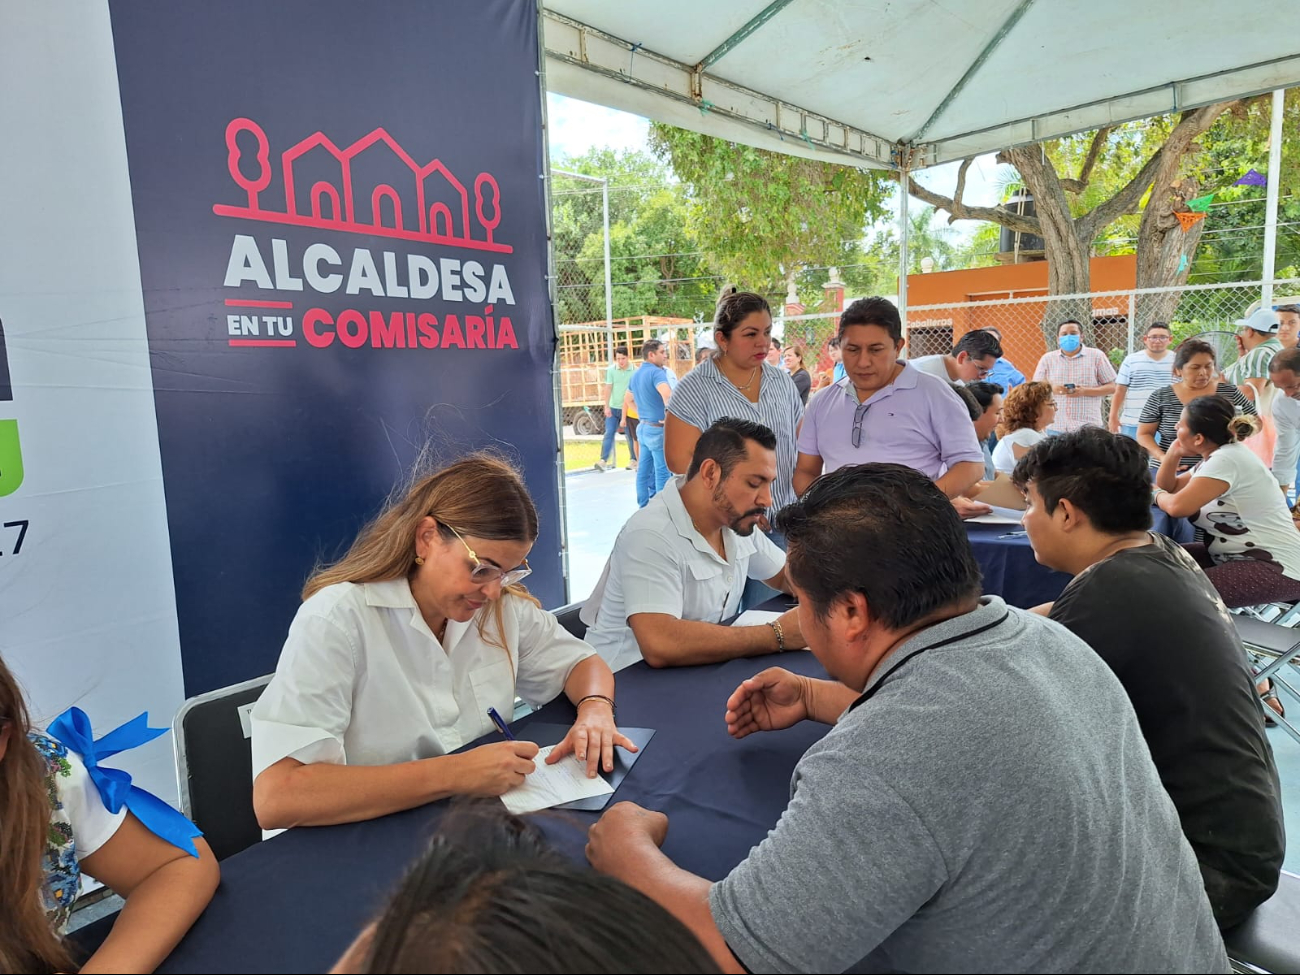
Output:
[
  {"xmin": 1134, "ymin": 176, "xmax": 1207, "ymax": 327},
  {"xmin": 1002, "ymin": 146, "xmax": 1094, "ymax": 344}
]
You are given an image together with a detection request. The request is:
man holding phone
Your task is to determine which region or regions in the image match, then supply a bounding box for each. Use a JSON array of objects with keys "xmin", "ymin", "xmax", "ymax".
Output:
[{"xmin": 1032, "ymin": 319, "xmax": 1116, "ymax": 432}]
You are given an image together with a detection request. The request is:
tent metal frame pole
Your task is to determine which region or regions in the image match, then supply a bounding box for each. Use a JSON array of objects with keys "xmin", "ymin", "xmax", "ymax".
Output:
[
  {"xmin": 911, "ymin": 0, "xmax": 1036, "ymax": 144},
  {"xmin": 697, "ymin": 0, "xmax": 797, "ymax": 71},
  {"xmin": 899, "ymin": 171, "xmax": 910, "ymax": 352},
  {"xmin": 537, "ymin": 0, "xmax": 572, "ymax": 601},
  {"xmin": 1262, "ymin": 88, "xmax": 1285, "ymax": 309}
]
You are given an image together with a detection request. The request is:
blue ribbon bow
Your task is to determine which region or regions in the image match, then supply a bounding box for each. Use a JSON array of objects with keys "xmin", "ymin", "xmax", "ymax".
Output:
[{"xmin": 48, "ymin": 707, "xmax": 202, "ymax": 858}]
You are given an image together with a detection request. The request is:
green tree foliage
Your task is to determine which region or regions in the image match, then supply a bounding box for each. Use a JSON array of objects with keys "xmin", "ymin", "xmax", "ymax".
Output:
[
  {"xmin": 647, "ymin": 124, "xmax": 892, "ymax": 294},
  {"xmin": 551, "ymin": 148, "xmax": 720, "ymax": 324}
]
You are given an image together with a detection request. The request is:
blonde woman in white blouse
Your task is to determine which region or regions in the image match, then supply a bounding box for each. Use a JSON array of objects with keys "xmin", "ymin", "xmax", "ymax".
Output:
[{"xmin": 251, "ymin": 455, "xmax": 632, "ymax": 829}]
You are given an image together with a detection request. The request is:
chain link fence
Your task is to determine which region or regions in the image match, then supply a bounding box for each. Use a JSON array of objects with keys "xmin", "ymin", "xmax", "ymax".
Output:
[{"xmin": 771, "ymin": 279, "xmax": 1300, "ymax": 387}]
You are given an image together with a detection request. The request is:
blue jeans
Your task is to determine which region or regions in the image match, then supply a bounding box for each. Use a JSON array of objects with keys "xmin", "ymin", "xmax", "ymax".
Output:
[
  {"xmin": 600, "ymin": 408, "xmax": 634, "ymax": 464},
  {"xmin": 1119, "ymin": 424, "xmax": 1138, "ymax": 440},
  {"xmin": 636, "ymin": 423, "xmax": 670, "ymax": 507}
]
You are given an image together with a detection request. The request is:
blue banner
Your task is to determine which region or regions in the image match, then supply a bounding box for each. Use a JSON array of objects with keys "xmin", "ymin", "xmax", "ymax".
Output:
[{"xmin": 109, "ymin": 0, "xmax": 561, "ymax": 695}]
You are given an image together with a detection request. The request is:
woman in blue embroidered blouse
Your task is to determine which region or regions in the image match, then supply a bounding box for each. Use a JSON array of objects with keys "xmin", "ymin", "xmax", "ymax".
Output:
[{"xmin": 0, "ymin": 656, "xmax": 219, "ymax": 973}]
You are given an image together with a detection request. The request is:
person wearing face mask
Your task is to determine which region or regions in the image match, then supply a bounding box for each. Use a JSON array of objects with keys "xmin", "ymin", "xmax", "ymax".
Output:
[
  {"xmin": 583, "ymin": 419, "xmax": 806, "ymax": 672},
  {"xmin": 1031, "ymin": 319, "xmax": 1117, "ymax": 432},
  {"xmin": 250, "ymin": 455, "xmax": 632, "ymax": 830}
]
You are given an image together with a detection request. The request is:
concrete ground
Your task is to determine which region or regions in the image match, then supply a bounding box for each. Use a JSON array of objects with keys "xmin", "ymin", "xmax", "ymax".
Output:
[{"xmin": 563, "ymin": 465, "xmax": 640, "ymax": 603}]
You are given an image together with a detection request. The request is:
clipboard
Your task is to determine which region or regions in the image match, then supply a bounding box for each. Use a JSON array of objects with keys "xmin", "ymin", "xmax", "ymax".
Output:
[
  {"xmin": 973, "ymin": 473, "xmax": 1027, "ymax": 511},
  {"xmin": 514, "ymin": 723, "xmax": 655, "ymax": 811}
]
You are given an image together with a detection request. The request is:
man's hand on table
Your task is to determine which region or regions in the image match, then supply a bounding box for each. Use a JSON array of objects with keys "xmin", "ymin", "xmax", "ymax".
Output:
[
  {"xmin": 587, "ymin": 801, "xmax": 669, "ymax": 878},
  {"xmin": 725, "ymin": 667, "xmax": 811, "ymax": 739},
  {"xmin": 952, "ymin": 495, "xmax": 992, "ymax": 520}
]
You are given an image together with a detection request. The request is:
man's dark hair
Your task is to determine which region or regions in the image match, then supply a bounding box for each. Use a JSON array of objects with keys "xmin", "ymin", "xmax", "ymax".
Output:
[
  {"xmin": 949, "ymin": 382, "xmax": 982, "ymax": 421},
  {"xmin": 363, "ymin": 807, "xmax": 720, "ymax": 974},
  {"xmin": 1011, "ymin": 427, "xmax": 1153, "ymax": 534},
  {"xmin": 695, "ymin": 346, "xmax": 712, "ymax": 363},
  {"xmin": 774, "ymin": 464, "xmax": 982, "ymax": 629},
  {"xmin": 1145, "ymin": 321, "xmax": 1171, "ymax": 335},
  {"xmin": 966, "ymin": 380, "xmax": 1004, "ymax": 412},
  {"xmin": 1276, "ymin": 303, "xmax": 1300, "ymax": 316},
  {"xmin": 1174, "ymin": 338, "xmax": 1216, "ymax": 371},
  {"xmin": 1058, "ymin": 319, "xmax": 1082, "ymax": 330},
  {"xmin": 613, "ymin": 344, "xmax": 628, "ymax": 357},
  {"xmin": 839, "ymin": 297, "xmax": 902, "ymax": 343},
  {"xmin": 1269, "ymin": 347, "xmax": 1300, "ymax": 375},
  {"xmin": 770, "ymin": 336, "xmax": 782, "ymax": 350},
  {"xmin": 641, "ymin": 339, "xmax": 664, "ymax": 358},
  {"xmin": 686, "ymin": 417, "xmax": 777, "ymax": 480},
  {"xmin": 828, "ymin": 335, "xmax": 841, "ymax": 349},
  {"xmin": 979, "ymin": 325, "xmax": 1002, "ymax": 340},
  {"xmin": 953, "ymin": 330, "xmax": 1002, "ymax": 360}
]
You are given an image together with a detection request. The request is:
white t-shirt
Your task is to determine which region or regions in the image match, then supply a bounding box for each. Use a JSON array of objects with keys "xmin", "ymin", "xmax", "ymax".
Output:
[
  {"xmin": 1191, "ymin": 441, "xmax": 1300, "ymax": 580},
  {"xmin": 1115, "ymin": 350, "xmax": 1175, "ymax": 425},
  {"xmin": 991, "ymin": 427, "xmax": 1047, "ymax": 474},
  {"xmin": 250, "ymin": 579, "xmax": 594, "ymax": 777},
  {"xmin": 908, "ymin": 354, "xmax": 951, "ymax": 381},
  {"xmin": 582, "ymin": 476, "xmax": 787, "ymax": 672}
]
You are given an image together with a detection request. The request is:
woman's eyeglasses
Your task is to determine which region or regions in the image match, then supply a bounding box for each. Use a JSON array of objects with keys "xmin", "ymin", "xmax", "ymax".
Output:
[{"xmin": 446, "ymin": 525, "xmax": 532, "ymax": 587}]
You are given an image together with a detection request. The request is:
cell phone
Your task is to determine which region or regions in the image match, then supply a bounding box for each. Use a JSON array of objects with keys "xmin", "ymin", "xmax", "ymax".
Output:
[{"xmin": 1064, "ymin": 383, "xmax": 1077, "ymax": 392}]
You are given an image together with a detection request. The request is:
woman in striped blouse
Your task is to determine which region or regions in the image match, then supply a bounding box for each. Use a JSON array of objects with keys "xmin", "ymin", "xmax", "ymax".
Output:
[
  {"xmin": 1138, "ymin": 339, "xmax": 1256, "ymax": 471},
  {"xmin": 664, "ymin": 289, "xmax": 803, "ymax": 524}
]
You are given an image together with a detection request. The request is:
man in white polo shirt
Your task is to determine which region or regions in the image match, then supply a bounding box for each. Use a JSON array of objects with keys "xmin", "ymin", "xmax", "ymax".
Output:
[{"xmin": 582, "ymin": 418, "xmax": 805, "ymax": 672}]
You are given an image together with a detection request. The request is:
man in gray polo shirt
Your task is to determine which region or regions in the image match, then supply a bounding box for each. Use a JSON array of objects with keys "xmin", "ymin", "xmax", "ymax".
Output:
[{"xmin": 587, "ymin": 463, "xmax": 1227, "ymax": 974}]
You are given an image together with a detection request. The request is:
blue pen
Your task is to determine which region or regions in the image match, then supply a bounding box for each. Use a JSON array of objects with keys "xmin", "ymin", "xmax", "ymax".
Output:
[{"xmin": 486, "ymin": 707, "xmax": 516, "ymax": 741}]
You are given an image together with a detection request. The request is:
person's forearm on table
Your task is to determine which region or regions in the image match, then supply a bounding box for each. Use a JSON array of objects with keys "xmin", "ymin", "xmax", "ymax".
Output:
[
  {"xmin": 254, "ymin": 756, "xmax": 475, "ymax": 828},
  {"xmin": 935, "ymin": 461, "xmax": 983, "ymax": 499},
  {"xmin": 601, "ymin": 836, "xmax": 745, "ymax": 974},
  {"xmin": 563, "ymin": 654, "xmax": 616, "ymax": 705},
  {"xmin": 630, "ymin": 616, "xmax": 787, "ymax": 668}
]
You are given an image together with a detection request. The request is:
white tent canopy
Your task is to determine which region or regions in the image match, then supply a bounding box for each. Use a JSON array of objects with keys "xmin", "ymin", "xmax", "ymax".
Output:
[{"xmin": 543, "ymin": 0, "xmax": 1300, "ymax": 172}]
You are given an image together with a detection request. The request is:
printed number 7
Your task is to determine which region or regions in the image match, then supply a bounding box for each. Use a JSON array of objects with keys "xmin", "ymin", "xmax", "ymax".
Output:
[{"xmin": 2, "ymin": 519, "xmax": 28, "ymax": 555}]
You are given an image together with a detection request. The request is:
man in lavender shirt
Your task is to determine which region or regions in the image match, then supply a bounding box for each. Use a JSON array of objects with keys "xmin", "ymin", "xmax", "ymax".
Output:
[{"xmin": 794, "ymin": 297, "xmax": 985, "ymax": 499}]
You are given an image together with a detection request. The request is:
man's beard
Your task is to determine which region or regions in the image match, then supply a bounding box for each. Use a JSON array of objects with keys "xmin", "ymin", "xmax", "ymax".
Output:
[{"xmin": 714, "ymin": 483, "xmax": 765, "ymax": 536}]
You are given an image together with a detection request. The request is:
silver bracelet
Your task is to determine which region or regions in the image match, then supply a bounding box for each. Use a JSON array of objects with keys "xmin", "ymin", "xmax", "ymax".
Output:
[{"xmin": 767, "ymin": 619, "xmax": 785, "ymax": 652}]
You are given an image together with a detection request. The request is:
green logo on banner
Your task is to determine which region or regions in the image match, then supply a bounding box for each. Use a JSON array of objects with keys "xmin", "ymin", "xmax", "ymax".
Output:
[{"xmin": 0, "ymin": 420, "xmax": 23, "ymax": 497}]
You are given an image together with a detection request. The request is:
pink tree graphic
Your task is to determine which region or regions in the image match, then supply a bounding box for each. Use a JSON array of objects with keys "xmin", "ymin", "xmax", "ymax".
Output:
[
  {"xmin": 474, "ymin": 173, "xmax": 501, "ymax": 245},
  {"xmin": 225, "ymin": 118, "xmax": 271, "ymax": 210}
]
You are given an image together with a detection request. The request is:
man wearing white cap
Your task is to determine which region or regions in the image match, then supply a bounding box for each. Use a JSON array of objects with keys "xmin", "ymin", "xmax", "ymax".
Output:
[{"xmin": 1224, "ymin": 307, "xmax": 1283, "ymax": 403}]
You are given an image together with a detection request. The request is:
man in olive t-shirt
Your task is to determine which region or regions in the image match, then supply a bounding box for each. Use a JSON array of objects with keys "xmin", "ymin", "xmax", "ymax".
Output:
[{"xmin": 1016, "ymin": 427, "xmax": 1284, "ymax": 929}]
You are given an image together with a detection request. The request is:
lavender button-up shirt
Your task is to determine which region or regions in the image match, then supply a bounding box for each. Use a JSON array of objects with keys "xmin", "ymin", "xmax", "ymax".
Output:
[{"xmin": 797, "ymin": 364, "xmax": 985, "ymax": 479}]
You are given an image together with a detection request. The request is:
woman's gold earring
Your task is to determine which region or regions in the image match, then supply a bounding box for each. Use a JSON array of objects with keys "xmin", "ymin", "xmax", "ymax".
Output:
[{"xmin": 414, "ymin": 556, "xmax": 425, "ymax": 566}]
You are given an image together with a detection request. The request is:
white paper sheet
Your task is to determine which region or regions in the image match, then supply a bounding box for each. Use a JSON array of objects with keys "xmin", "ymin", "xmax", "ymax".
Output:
[
  {"xmin": 501, "ymin": 745, "xmax": 614, "ymax": 814},
  {"xmin": 731, "ymin": 609, "xmax": 783, "ymax": 627},
  {"xmin": 967, "ymin": 505, "xmax": 1026, "ymax": 526}
]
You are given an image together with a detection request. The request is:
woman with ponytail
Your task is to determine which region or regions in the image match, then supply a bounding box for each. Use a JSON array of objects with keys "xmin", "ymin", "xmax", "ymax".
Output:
[
  {"xmin": 1154, "ymin": 394, "xmax": 1300, "ymax": 607},
  {"xmin": 0, "ymin": 657, "xmax": 218, "ymax": 973},
  {"xmin": 251, "ymin": 454, "xmax": 632, "ymax": 830}
]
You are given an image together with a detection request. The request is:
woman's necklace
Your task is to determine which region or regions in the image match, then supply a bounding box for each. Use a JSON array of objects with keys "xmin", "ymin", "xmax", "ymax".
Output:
[
  {"xmin": 734, "ymin": 366, "xmax": 759, "ymax": 390},
  {"xmin": 435, "ymin": 618, "xmax": 448, "ymax": 643}
]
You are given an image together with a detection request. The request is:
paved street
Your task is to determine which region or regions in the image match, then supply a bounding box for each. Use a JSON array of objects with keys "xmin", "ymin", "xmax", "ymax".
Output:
[{"xmin": 562, "ymin": 465, "xmax": 640, "ymax": 603}]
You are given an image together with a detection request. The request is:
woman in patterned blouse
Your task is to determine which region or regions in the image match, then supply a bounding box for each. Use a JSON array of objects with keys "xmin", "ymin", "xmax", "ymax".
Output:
[{"xmin": 1138, "ymin": 339, "xmax": 1256, "ymax": 471}]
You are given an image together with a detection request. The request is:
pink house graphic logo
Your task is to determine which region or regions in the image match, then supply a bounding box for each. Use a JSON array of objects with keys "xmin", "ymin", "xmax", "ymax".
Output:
[{"xmin": 213, "ymin": 118, "xmax": 511, "ymax": 254}]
